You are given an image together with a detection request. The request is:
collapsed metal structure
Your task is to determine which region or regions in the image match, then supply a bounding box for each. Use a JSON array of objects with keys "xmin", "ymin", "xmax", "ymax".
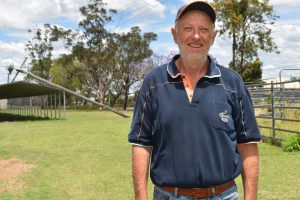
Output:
[
  {"xmin": 0, "ymin": 68, "xmax": 129, "ymax": 119},
  {"xmin": 0, "ymin": 81, "xmax": 65, "ymax": 119}
]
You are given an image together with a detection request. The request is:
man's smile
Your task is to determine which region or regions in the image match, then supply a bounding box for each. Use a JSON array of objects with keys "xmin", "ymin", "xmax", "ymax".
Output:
[{"xmin": 187, "ymin": 42, "xmax": 204, "ymax": 48}]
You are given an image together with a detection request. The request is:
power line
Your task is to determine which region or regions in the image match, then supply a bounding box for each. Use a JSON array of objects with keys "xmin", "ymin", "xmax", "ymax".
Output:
[
  {"xmin": 108, "ymin": 0, "xmax": 149, "ymax": 31},
  {"xmin": 110, "ymin": 0, "xmax": 169, "ymax": 32}
]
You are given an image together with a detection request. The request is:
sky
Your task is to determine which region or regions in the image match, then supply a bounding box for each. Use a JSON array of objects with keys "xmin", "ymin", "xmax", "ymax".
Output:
[{"xmin": 1, "ymin": 0, "xmax": 300, "ymax": 84}]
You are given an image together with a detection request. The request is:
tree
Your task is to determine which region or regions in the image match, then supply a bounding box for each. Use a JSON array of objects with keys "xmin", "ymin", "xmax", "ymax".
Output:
[
  {"xmin": 113, "ymin": 26, "xmax": 157, "ymax": 110},
  {"xmin": 238, "ymin": 58, "xmax": 262, "ymax": 83},
  {"xmin": 213, "ymin": 0, "xmax": 279, "ymax": 81},
  {"xmin": 117, "ymin": 52, "xmax": 177, "ymax": 108},
  {"xmin": 71, "ymin": 0, "xmax": 117, "ymax": 105},
  {"xmin": 25, "ymin": 0, "xmax": 158, "ymax": 109},
  {"xmin": 26, "ymin": 24, "xmax": 75, "ymax": 80},
  {"xmin": 50, "ymin": 54, "xmax": 81, "ymax": 90},
  {"xmin": 25, "ymin": 24, "xmax": 55, "ymax": 80}
]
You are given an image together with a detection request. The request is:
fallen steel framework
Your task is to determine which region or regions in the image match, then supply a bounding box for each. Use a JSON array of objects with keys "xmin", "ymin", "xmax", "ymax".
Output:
[{"xmin": 14, "ymin": 68, "xmax": 129, "ymax": 118}]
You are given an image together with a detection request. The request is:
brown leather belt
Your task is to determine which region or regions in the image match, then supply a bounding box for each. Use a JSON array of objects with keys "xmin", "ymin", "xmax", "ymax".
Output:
[{"xmin": 159, "ymin": 180, "xmax": 235, "ymax": 198}]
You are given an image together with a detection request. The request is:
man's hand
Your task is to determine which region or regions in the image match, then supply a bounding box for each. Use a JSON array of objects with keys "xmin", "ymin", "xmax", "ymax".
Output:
[
  {"xmin": 237, "ymin": 143, "xmax": 259, "ymax": 200},
  {"xmin": 132, "ymin": 145, "xmax": 152, "ymax": 200}
]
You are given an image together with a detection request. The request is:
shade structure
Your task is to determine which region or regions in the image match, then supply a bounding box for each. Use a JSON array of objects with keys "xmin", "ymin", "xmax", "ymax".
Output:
[{"xmin": 0, "ymin": 81, "xmax": 59, "ymax": 99}]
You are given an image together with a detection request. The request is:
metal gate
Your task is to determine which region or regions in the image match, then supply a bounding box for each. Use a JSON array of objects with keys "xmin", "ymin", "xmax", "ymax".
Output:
[{"xmin": 247, "ymin": 80, "xmax": 300, "ymax": 140}]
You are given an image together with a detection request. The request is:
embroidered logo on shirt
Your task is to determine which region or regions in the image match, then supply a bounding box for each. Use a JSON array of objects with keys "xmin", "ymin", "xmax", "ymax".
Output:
[{"xmin": 219, "ymin": 111, "xmax": 230, "ymax": 123}]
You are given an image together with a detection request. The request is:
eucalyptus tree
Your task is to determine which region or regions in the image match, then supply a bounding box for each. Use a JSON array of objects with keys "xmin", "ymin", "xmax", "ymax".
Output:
[
  {"xmin": 25, "ymin": 24, "xmax": 55, "ymax": 80},
  {"xmin": 112, "ymin": 26, "xmax": 157, "ymax": 109},
  {"xmin": 71, "ymin": 0, "xmax": 117, "ymax": 104},
  {"xmin": 26, "ymin": 24, "xmax": 74, "ymax": 80},
  {"xmin": 25, "ymin": 0, "xmax": 158, "ymax": 107},
  {"xmin": 213, "ymin": 0, "xmax": 279, "ymax": 81}
]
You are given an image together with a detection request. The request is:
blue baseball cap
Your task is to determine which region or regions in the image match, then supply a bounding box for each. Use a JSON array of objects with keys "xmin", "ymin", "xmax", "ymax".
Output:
[{"xmin": 175, "ymin": 1, "xmax": 216, "ymax": 24}]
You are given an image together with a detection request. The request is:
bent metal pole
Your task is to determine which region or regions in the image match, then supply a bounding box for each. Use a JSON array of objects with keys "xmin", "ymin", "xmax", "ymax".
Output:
[{"xmin": 15, "ymin": 68, "xmax": 130, "ymax": 118}]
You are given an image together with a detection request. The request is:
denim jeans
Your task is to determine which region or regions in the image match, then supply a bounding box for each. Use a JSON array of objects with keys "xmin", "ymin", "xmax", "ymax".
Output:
[{"xmin": 153, "ymin": 184, "xmax": 238, "ymax": 200}]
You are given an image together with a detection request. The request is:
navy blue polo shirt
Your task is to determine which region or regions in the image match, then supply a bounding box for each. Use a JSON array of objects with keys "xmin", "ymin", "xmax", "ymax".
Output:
[{"xmin": 128, "ymin": 55, "xmax": 261, "ymax": 188}]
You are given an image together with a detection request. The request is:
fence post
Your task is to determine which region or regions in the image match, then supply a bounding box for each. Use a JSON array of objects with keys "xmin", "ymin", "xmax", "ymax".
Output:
[
  {"xmin": 271, "ymin": 81, "xmax": 276, "ymax": 138},
  {"xmin": 63, "ymin": 92, "xmax": 66, "ymax": 119}
]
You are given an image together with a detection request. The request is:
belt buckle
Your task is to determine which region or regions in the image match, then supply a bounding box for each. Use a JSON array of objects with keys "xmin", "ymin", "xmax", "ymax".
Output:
[
  {"xmin": 210, "ymin": 187, "xmax": 216, "ymax": 196},
  {"xmin": 174, "ymin": 187, "xmax": 178, "ymax": 197},
  {"xmin": 190, "ymin": 190, "xmax": 197, "ymax": 198}
]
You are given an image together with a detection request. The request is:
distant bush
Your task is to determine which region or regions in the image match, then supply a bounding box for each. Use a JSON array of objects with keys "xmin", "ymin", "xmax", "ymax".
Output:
[
  {"xmin": 262, "ymin": 136, "xmax": 282, "ymax": 147},
  {"xmin": 283, "ymin": 134, "xmax": 300, "ymax": 152}
]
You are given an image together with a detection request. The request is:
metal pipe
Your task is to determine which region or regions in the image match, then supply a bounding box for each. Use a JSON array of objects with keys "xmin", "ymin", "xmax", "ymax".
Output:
[
  {"xmin": 63, "ymin": 92, "xmax": 66, "ymax": 119},
  {"xmin": 271, "ymin": 81, "xmax": 276, "ymax": 138},
  {"xmin": 12, "ymin": 57, "xmax": 27, "ymax": 83},
  {"xmin": 279, "ymin": 68, "xmax": 300, "ymax": 83}
]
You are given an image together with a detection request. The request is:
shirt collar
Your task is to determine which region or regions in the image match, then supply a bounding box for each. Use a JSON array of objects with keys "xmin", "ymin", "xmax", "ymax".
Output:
[{"xmin": 167, "ymin": 54, "xmax": 221, "ymax": 79}]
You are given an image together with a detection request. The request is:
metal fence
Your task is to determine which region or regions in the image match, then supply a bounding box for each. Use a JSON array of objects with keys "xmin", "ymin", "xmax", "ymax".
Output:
[
  {"xmin": 0, "ymin": 93, "xmax": 65, "ymax": 120},
  {"xmin": 247, "ymin": 80, "xmax": 300, "ymax": 140}
]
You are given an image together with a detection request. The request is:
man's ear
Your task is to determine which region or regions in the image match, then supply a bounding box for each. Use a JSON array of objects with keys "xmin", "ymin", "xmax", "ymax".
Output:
[
  {"xmin": 171, "ymin": 27, "xmax": 178, "ymax": 44},
  {"xmin": 211, "ymin": 29, "xmax": 218, "ymax": 46}
]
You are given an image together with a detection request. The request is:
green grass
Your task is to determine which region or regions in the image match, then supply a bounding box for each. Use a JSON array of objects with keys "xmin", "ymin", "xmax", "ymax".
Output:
[{"xmin": 0, "ymin": 111, "xmax": 299, "ymax": 200}]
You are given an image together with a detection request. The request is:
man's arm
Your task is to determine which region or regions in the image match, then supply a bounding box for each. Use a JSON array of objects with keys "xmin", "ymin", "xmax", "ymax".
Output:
[
  {"xmin": 132, "ymin": 145, "xmax": 152, "ymax": 200},
  {"xmin": 237, "ymin": 143, "xmax": 259, "ymax": 200}
]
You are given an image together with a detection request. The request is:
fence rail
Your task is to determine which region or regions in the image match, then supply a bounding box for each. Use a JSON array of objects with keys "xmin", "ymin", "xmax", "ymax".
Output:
[{"xmin": 247, "ymin": 80, "xmax": 300, "ymax": 139}]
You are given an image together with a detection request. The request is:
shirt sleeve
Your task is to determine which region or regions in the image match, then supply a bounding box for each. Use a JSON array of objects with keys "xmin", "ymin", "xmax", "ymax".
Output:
[
  {"xmin": 234, "ymin": 81, "xmax": 261, "ymax": 144},
  {"xmin": 128, "ymin": 76, "xmax": 154, "ymax": 147}
]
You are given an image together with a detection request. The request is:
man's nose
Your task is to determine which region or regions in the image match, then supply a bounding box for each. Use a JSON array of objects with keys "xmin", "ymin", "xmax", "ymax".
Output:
[{"xmin": 193, "ymin": 31, "xmax": 201, "ymax": 39}]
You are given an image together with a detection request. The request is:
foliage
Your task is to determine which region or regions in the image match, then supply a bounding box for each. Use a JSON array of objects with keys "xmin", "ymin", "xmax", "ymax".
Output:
[
  {"xmin": 66, "ymin": 0, "xmax": 156, "ymax": 108},
  {"xmin": 25, "ymin": 24, "xmax": 54, "ymax": 80},
  {"xmin": 25, "ymin": 0, "xmax": 157, "ymax": 109},
  {"xmin": 212, "ymin": 0, "xmax": 279, "ymax": 81},
  {"xmin": 112, "ymin": 26, "xmax": 157, "ymax": 109},
  {"xmin": 69, "ymin": 0, "xmax": 117, "ymax": 105},
  {"xmin": 50, "ymin": 54, "xmax": 81, "ymax": 91},
  {"xmin": 231, "ymin": 58, "xmax": 262, "ymax": 82},
  {"xmin": 283, "ymin": 134, "xmax": 300, "ymax": 152},
  {"xmin": 26, "ymin": 24, "xmax": 74, "ymax": 80}
]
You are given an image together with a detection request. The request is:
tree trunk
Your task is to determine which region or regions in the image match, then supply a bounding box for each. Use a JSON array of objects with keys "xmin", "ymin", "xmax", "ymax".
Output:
[
  {"xmin": 123, "ymin": 76, "xmax": 130, "ymax": 110},
  {"xmin": 240, "ymin": 24, "xmax": 247, "ymax": 71},
  {"xmin": 232, "ymin": 28, "xmax": 237, "ymax": 71},
  {"xmin": 98, "ymin": 80, "xmax": 106, "ymax": 110}
]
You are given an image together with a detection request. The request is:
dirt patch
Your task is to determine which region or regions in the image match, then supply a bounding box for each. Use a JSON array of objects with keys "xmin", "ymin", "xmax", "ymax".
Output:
[{"xmin": 0, "ymin": 156, "xmax": 35, "ymax": 194}]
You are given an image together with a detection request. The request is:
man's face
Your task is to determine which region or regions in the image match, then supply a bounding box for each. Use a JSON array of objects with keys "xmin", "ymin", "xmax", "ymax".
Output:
[{"xmin": 171, "ymin": 10, "xmax": 217, "ymax": 63}]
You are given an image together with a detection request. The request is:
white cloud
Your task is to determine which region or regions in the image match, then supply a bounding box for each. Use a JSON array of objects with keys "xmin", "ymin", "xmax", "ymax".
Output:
[
  {"xmin": 259, "ymin": 20, "xmax": 300, "ymax": 79},
  {"xmin": 152, "ymin": 42, "xmax": 178, "ymax": 56},
  {"xmin": 210, "ymin": 36, "xmax": 232, "ymax": 66},
  {"xmin": 153, "ymin": 26, "xmax": 173, "ymax": 34},
  {"xmin": 105, "ymin": 0, "xmax": 166, "ymax": 32},
  {"xmin": 273, "ymin": 23, "xmax": 300, "ymax": 45},
  {"xmin": 0, "ymin": 41, "xmax": 25, "ymax": 60},
  {"xmin": 0, "ymin": 41, "xmax": 27, "ymax": 83},
  {"xmin": 0, "ymin": 0, "xmax": 84, "ymax": 30},
  {"xmin": 270, "ymin": 0, "xmax": 300, "ymax": 8},
  {"xmin": 106, "ymin": 0, "xmax": 165, "ymax": 17}
]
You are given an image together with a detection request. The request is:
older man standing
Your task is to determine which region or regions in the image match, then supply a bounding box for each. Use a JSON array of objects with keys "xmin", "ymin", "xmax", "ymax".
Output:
[{"xmin": 128, "ymin": 1, "xmax": 261, "ymax": 200}]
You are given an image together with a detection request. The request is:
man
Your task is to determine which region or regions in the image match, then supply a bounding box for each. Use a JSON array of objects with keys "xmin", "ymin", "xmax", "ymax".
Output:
[{"xmin": 128, "ymin": 1, "xmax": 261, "ymax": 200}]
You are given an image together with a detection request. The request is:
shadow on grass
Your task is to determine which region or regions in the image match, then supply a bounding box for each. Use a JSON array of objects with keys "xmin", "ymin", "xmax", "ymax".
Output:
[{"xmin": 0, "ymin": 113, "xmax": 52, "ymax": 122}]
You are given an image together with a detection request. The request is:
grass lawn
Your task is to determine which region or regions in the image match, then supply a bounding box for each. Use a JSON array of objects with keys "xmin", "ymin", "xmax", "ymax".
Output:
[{"xmin": 0, "ymin": 111, "xmax": 299, "ymax": 200}]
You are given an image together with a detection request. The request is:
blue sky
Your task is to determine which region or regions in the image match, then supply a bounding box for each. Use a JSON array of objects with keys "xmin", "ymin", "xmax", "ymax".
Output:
[{"xmin": 1, "ymin": 0, "xmax": 300, "ymax": 84}]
